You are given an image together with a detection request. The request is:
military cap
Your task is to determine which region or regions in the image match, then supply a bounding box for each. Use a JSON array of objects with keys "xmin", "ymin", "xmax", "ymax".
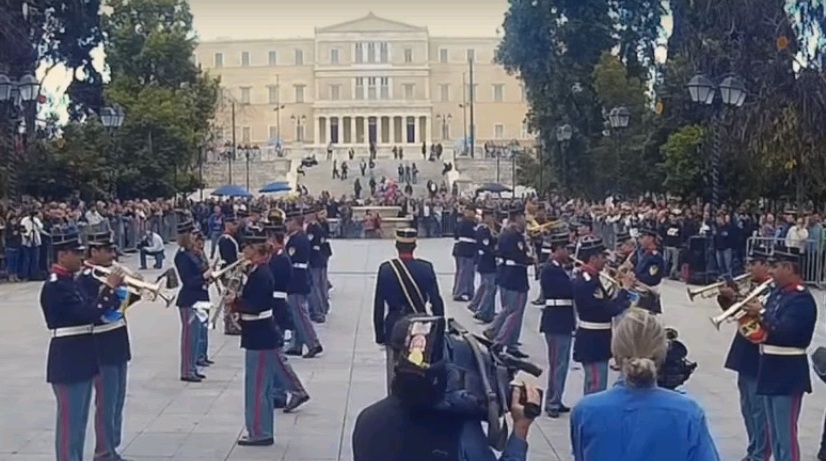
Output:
[
  {"xmin": 268, "ymin": 209, "xmax": 285, "ymax": 225},
  {"xmin": 264, "ymin": 221, "xmax": 286, "ymax": 235},
  {"xmin": 480, "ymin": 206, "xmax": 495, "ymax": 216},
  {"xmin": 783, "ymin": 208, "xmax": 797, "ymax": 216},
  {"xmin": 224, "ymin": 211, "xmax": 238, "ymax": 223},
  {"xmin": 639, "ymin": 224, "xmax": 660, "ymax": 238},
  {"xmin": 395, "ymin": 227, "xmax": 418, "ymax": 244},
  {"xmin": 507, "ymin": 205, "xmax": 525, "ymax": 218},
  {"xmin": 87, "ymin": 230, "xmax": 115, "ymax": 247},
  {"xmin": 242, "ymin": 226, "xmax": 267, "ymax": 245},
  {"xmin": 577, "ymin": 236, "xmax": 607, "ymax": 257},
  {"xmin": 236, "ymin": 208, "xmax": 250, "ymax": 218},
  {"xmin": 615, "ymin": 231, "xmax": 632, "ymax": 246},
  {"xmin": 284, "ymin": 207, "xmax": 305, "ymax": 219},
  {"xmin": 578, "ymin": 215, "xmax": 593, "ymax": 226},
  {"xmin": 770, "ymin": 249, "xmax": 799, "ymax": 263},
  {"xmin": 53, "ymin": 230, "xmax": 86, "ymax": 252},
  {"xmin": 176, "ymin": 219, "xmax": 194, "ymax": 234},
  {"xmin": 748, "ymin": 245, "xmax": 772, "ymax": 262}
]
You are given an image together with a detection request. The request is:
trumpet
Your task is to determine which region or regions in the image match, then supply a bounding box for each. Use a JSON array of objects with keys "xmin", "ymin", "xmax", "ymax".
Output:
[
  {"xmin": 572, "ymin": 257, "xmax": 655, "ymax": 295},
  {"xmin": 527, "ymin": 220, "xmax": 558, "ymax": 236},
  {"xmin": 710, "ymin": 278, "xmax": 772, "ymax": 330},
  {"xmin": 687, "ymin": 274, "xmax": 750, "ymax": 302},
  {"xmin": 85, "ymin": 262, "xmax": 175, "ymax": 308}
]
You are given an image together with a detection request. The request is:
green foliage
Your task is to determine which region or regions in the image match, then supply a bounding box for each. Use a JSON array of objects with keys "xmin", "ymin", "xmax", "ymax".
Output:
[{"xmin": 660, "ymin": 125, "xmax": 706, "ymax": 200}]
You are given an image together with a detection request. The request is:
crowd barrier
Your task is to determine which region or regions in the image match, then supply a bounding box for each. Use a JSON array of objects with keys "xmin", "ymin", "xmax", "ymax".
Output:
[{"xmin": 746, "ymin": 236, "xmax": 825, "ymax": 288}]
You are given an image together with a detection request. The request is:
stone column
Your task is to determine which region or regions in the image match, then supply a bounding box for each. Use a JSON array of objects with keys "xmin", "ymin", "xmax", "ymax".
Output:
[
  {"xmin": 350, "ymin": 116, "xmax": 357, "ymax": 145},
  {"xmin": 315, "ymin": 117, "xmax": 322, "ymax": 145},
  {"xmin": 389, "ymin": 116, "xmax": 396, "ymax": 144},
  {"xmin": 326, "ymin": 116, "xmax": 333, "ymax": 144}
]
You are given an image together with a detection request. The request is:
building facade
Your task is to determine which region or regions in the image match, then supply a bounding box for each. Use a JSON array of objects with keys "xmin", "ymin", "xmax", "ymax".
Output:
[{"xmin": 195, "ymin": 13, "xmax": 530, "ymax": 150}]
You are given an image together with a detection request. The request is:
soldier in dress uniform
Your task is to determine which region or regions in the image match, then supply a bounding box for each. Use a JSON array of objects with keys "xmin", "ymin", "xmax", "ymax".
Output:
[
  {"xmin": 633, "ymin": 225, "xmax": 665, "ymax": 314},
  {"xmin": 717, "ymin": 245, "xmax": 773, "ymax": 461},
  {"xmin": 373, "ymin": 227, "xmax": 445, "ymax": 394},
  {"xmin": 192, "ymin": 231, "xmax": 215, "ymax": 367},
  {"xmin": 264, "ymin": 214, "xmax": 311, "ymax": 413},
  {"xmin": 451, "ymin": 204, "xmax": 477, "ymax": 301},
  {"xmin": 483, "ymin": 205, "xmax": 531, "ymax": 359},
  {"xmin": 539, "ymin": 229, "xmax": 575, "ymax": 418},
  {"xmin": 40, "ymin": 230, "xmax": 125, "ymax": 461},
  {"xmin": 609, "ymin": 231, "xmax": 635, "ymax": 269},
  {"xmin": 76, "ymin": 231, "xmax": 136, "ymax": 461},
  {"xmin": 466, "ymin": 207, "xmax": 498, "ymax": 323},
  {"xmin": 229, "ymin": 227, "xmax": 278, "ymax": 447},
  {"xmin": 306, "ymin": 206, "xmax": 330, "ymax": 321},
  {"xmin": 283, "ymin": 208, "xmax": 324, "ymax": 358},
  {"xmin": 742, "ymin": 249, "xmax": 817, "ymax": 461},
  {"xmin": 572, "ymin": 236, "xmax": 635, "ymax": 395},
  {"xmin": 531, "ymin": 206, "xmax": 552, "ymax": 306},
  {"xmin": 318, "ymin": 208, "xmax": 334, "ymax": 297},
  {"xmin": 218, "ymin": 212, "xmax": 242, "ymax": 335},
  {"xmin": 174, "ymin": 219, "xmax": 210, "ymax": 382}
]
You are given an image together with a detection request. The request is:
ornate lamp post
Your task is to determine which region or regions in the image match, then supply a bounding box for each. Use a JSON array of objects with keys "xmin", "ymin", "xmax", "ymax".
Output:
[
  {"xmin": 0, "ymin": 72, "xmax": 41, "ymax": 199},
  {"xmin": 101, "ymin": 105, "xmax": 126, "ymax": 198},
  {"xmin": 555, "ymin": 124, "xmax": 572, "ymax": 192},
  {"xmin": 607, "ymin": 106, "xmax": 630, "ymax": 194}
]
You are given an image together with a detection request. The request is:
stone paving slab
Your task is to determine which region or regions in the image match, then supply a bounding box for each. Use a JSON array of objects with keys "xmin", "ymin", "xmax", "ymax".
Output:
[{"xmin": 0, "ymin": 238, "xmax": 824, "ymax": 461}]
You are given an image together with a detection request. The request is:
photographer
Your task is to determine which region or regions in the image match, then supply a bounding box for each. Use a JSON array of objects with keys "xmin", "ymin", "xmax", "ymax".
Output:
[
  {"xmin": 138, "ymin": 228, "xmax": 165, "ymax": 269},
  {"xmin": 353, "ymin": 317, "xmax": 538, "ymax": 461}
]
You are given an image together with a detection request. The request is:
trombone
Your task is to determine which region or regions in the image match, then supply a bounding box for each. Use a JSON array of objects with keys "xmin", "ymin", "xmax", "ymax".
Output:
[
  {"xmin": 85, "ymin": 262, "xmax": 175, "ymax": 308},
  {"xmin": 710, "ymin": 278, "xmax": 772, "ymax": 330},
  {"xmin": 687, "ymin": 274, "xmax": 750, "ymax": 302}
]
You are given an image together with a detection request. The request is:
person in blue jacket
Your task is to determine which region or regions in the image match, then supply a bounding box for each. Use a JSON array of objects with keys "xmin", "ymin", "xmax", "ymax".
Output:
[{"xmin": 173, "ymin": 218, "xmax": 211, "ymax": 382}]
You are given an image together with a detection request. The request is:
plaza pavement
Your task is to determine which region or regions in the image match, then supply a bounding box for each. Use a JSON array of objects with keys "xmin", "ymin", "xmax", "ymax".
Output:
[{"xmin": 0, "ymin": 238, "xmax": 824, "ymax": 461}]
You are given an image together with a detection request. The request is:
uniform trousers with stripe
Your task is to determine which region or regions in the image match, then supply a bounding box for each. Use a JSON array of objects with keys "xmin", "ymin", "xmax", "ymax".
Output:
[
  {"xmin": 94, "ymin": 361, "xmax": 128, "ymax": 460},
  {"xmin": 582, "ymin": 361, "xmax": 609, "ymax": 395},
  {"xmin": 468, "ymin": 272, "xmax": 497, "ymax": 321},
  {"xmin": 544, "ymin": 333, "xmax": 572, "ymax": 411},
  {"xmin": 244, "ymin": 349, "xmax": 277, "ymax": 441},
  {"xmin": 178, "ymin": 307, "xmax": 200, "ymax": 378},
  {"xmin": 286, "ymin": 294, "xmax": 320, "ymax": 352},
  {"xmin": 452, "ymin": 256, "xmax": 476, "ymax": 299},
  {"xmin": 53, "ymin": 380, "xmax": 94, "ymax": 461},
  {"xmin": 764, "ymin": 393, "xmax": 803, "ymax": 461},
  {"xmin": 491, "ymin": 289, "xmax": 528, "ymax": 346},
  {"xmin": 309, "ymin": 267, "xmax": 330, "ymax": 315},
  {"xmin": 272, "ymin": 347, "xmax": 308, "ymax": 402},
  {"xmin": 737, "ymin": 374, "xmax": 770, "ymax": 461},
  {"xmin": 197, "ymin": 318, "xmax": 209, "ymax": 363}
]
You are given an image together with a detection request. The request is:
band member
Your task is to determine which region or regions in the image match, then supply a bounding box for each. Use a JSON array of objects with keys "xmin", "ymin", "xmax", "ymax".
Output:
[
  {"xmin": 174, "ymin": 219, "xmax": 210, "ymax": 382},
  {"xmin": 218, "ymin": 212, "xmax": 241, "ymax": 335},
  {"xmin": 746, "ymin": 250, "xmax": 817, "ymax": 461},
  {"xmin": 284, "ymin": 208, "xmax": 323, "ymax": 358},
  {"xmin": 193, "ymin": 231, "xmax": 214, "ymax": 366},
  {"xmin": 231, "ymin": 227, "xmax": 277, "ymax": 447},
  {"xmin": 717, "ymin": 246, "xmax": 772, "ymax": 461},
  {"xmin": 451, "ymin": 204, "xmax": 477, "ymax": 301},
  {"xmin": 484, "ymin": 206, "xmax": 531, "ymax": 359},
  {"xmin": 572, "ymin": 236, "xmax": 635, "ymax": 394},
  {"xmin": 634, "ymin": 225, "xmax": 665, "ymax": 314},
  {"xmin": 531, "ymin": 206, "xmax": 552, "ymax": 306},
  {"xmin": 318, "ymin": 207, "xmax": 334, "ymax": 301},
  {"xmin": 467, "ymin": 207, "xmax": 498, "ymax": 323},
  {"xmin": 373, "ymin": 227, "xmax": 445, "ymax": 394},
  {"xmin": 306, "ymin": 206, "xmax": 330, "ymax": 321},
  {"xmin": 264, "ymin": 213, "xmax": 311, "ymax": 413},
  {"xmin": 40, "ymin": 231, "xmax": 124, "ymax": 461},
  {"xmin": 76, "ymin": 231, "xmax": 136, "ymax": 461},
  {"xmin": 609, "ymin": 231, "xmax": 635, "ymax": 271},
  {"xmin": 539, "ymin": 229, "xmax": 575, "ymax": 418}
]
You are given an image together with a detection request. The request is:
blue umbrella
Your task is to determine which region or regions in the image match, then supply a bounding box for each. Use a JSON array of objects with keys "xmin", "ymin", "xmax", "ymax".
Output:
[
  {"xmin": 476, "ymin": 182, "xmax": 512, "ymax": 194},
  {"xmin": 259, "ymin": 181, "xmax": 292, "ymax": 193},
  {"xmin": 211, "ymin": 184, "xmax": 252, "ymax": 197}
]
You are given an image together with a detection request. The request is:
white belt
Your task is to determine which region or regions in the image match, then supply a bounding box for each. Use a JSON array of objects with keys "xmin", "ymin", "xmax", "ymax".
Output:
[
  {"xmin": 458, "ymin": 237, "xmax": 475, "ymax": 243},
  {"xmin": 545, "ymin": 299, "xmax": 573, "ymax": 307},
  {"xmin": 541, "ymin": 249, "xmax": 552, "ymax": 254},
  {"xmin": 240, "ymin": 310, "xmax": 273, "ymax": 321},
  {"xmin": 504, "ymin": 260, "xmax": 522, "ymax": 266},
  {"xmin": 578, "ymin": 320, "xmax": 612, "ymax": 330},
  {"xmin": 273, "ymin": 291, "xmax": 288, "ymax": 299},
  {"xmin": 93, "ymin": 319, "xmax": 127, "ymax": 334},
  {"xmin": 292, "ymin": 263, "xmax": 308, "ymax": 269},
  {"xmin": 52, "ymin": 325, "xmax": 93, "ymax": 337},
  {"xmin": 312, "ymin": 245, "xmax": 321, "ymax": 250},
  {"xmin": 760, "ymin": 345, "xmax": 806, "ymax": 356}
]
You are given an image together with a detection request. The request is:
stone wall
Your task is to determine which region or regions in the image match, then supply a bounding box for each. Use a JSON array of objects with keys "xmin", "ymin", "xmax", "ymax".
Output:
[
  {"xmin": 202, "ymin": 159, "xmax": 293, "ymax": 189},
  {"xmin": 454, "ymin": 157, "xmax": 516, "ymax": 186}
]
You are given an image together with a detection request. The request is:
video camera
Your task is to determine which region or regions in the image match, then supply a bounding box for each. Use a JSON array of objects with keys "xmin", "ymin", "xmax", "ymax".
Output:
[
  {"xmin": 390, "ymin": 315, "xmax": 543, "ymax": 451},
  {"xmin": 658, "ymin": 327, "xmax": 698, "ymax": 390}
]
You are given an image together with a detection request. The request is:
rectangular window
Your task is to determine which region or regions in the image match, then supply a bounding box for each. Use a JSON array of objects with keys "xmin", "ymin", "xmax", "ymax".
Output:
[
  {"xmin": 268, "ymin": 51, "xmax": 277, "ymax": 66},
  {"xmin": 294, "ymin": 85, "xmax": 305, "ymax": 103},
  {"xmin": 214, "ymin": 52, "xmax": 223, "ymax": 68},
  {"xmin": 440, "ymin": 84, "xmax": 450, "ymax": 102},
  {"xmin": 355, "ymin": 77, "xmax": 365, "ymax": 99},
  {"xmin": 494, "ymin": 124, "xmax": 505, "ymax": 139},
  {"xmin": 404, "ymin": 48, "xmax": 413, "ymax": 63},
  {"xmin": 330, "ymin": 48, "xmax": 339, "ymax": 65},
  {"xmin": 367, "ymin": 77, "xmax": 377, "ymax": 100},
  {"xmin": 241, "ymin": 51, "xmax": 250, "ymax": 67},
  {"xmin": 240, "ymin": 87, "xmax": 251, "ymax": 104},
  {"xmin": 379, "ymin": 42, "xmax": 389, "ymax": 63},
  {"xmin": 269, "ymin": 126, "xmax": 278, "ymax": 141},
  {"xmin": 330, "ymin": 84, "xmax": 341, "ymax": 100},
  {"xmin": 295, "ymin": 49, "xmax": 304, "ymax": 65},
  {"xmin": 493, "ymin": 84, "xmax": 505, "ymax": 102},
  {"xmin": 439, "ymin": 49, "xmax": 448, "ymax": 63},
  {"xmin": 380, "ymin": 78, "xmax": 389, "ymax": 99},
  {"xmin": 355, "ymin": 43, "xmax": 364, "ymax": 63},
  {"xmin": 466, "ymin": 48, "xmax": 475, "ymax": 62},
  {"xmin": 403, "ymin": 83, "xmax": 414, "ymax": 100},
  {"xmin": 367, "ymin": 43, "xmax": 376, "ymax": 63},
  {"xmin": 268, "ymin": 86, "xmax": 279, "ymax": 104},
  {"xmin": 242, "ymin": 126, "xmax": 251, "ymax": 143}
]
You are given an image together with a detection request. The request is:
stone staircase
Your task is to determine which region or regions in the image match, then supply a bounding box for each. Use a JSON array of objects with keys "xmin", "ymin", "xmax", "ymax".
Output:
[
  {"xmin": 296, "ymin": 156, "xmax": 448, "ymax": 198},
  {"xmin": 453, "ymin": 157, "xmax": 516, "ymax": 190},
  {"xmin": 201, "ymin": 159, "xmax": 292, "ymax": 190}
]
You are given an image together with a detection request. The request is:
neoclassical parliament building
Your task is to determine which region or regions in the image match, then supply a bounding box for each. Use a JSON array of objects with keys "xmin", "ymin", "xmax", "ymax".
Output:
[{"xmin": 195, "ymin": 13, "xmax": 530, "ymax": 150}]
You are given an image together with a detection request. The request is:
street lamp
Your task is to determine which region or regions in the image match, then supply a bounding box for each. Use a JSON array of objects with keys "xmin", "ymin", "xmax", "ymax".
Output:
[
  {"xmin": 556, "ymin": 124, "xmax": 572, "ymax": 192},
  {"xmin": 607, "ymin": 106, "xmax": 630, "ymax": 195},
  {"xmin": 686, "ymin": 73, "xmax": 747, "ymax": 215},
  {"xmin": 242, "ymin": 144, "xmax": 260, "ymax": 191},
  {"xmin": 291, "ymin": 114, "xmax": 306, "ymax": 143},
  {"xmin": 101, "ymin": 105, "xmax": 126, "ymax": 198},
  {"xmin": 0, "ymin": 72, "xmax": 41, "ymax": 199}
]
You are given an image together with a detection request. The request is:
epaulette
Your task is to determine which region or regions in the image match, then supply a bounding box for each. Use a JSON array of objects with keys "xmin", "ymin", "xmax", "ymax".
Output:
[
  {"xmin": 49, "ymin": 273, "xmax": 58, "ymax": 282},
  {"xmin": 651, "ymin": 250, "xmax": 659, "ymax": 256},
  {"xmin": 796, "ymin": 285, "xmax": 805, "ymax": 292},
  {"xmin": 582, "ymin": 272, "xmax": 592, "ymax": 282},
  {"xmin": 82, "ymin": 268, "xmax": 92, "ymax": 276}
]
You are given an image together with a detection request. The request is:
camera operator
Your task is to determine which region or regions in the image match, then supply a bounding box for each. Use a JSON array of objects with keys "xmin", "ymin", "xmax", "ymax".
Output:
[
  {"xmin": 570, "ymin": 308, "xmax": 718, "ymax": 461},
  {"xmin": 353, "ymin": 318, "xmax": 539, "ymax": 461},
  {"xmin": 138, "ymin": 228, "xmax": 165, "ymax": 269}
]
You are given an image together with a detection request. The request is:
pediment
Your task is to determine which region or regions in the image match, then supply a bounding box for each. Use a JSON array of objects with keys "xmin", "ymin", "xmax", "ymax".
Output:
[{"xmin": 316, "ymin": 13, "xmax": 426, "ymax": 34}]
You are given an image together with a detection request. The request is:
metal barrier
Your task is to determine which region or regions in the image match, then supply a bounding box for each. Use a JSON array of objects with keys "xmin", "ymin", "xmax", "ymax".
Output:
[{"xmin": 746, "ymin": 236, "xmax": 825, "ymax": 288}]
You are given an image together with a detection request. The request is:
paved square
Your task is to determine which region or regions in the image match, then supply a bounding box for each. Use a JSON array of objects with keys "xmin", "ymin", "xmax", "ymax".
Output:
[{"xmin": 0, "ymin": 238, "xmax": 824, "ymax": 460}]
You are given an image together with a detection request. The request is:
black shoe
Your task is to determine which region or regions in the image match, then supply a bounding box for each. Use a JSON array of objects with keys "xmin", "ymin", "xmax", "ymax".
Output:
[
  {"xmin": 482, "ymin": 329, "xmax": 494, "ymax": 341},
  {"xmin": 311, "ymin": 316, "xmax": 326, "ymax": 324},
  {"xmin": 204, "ymin": 358, "xmax": 215, "ymax": 365},
  {"xmin": 196, "ymin": 361, "xmax": 210, "ymax": 367},
  {"xmin": 531, "ymin": 299, "xmax": 544, "ymax": 306},
  {"xmin": 558, "ymin": 404, "xmax": 571, "ymax": 413},
  {"xmin": 284, "ymin": 393, "xmax": 311, "ymax": 413},
  {"xmin": 285, "ymin": 348, "xmax": 302, "ymax": 356},
  {"xmin": 195, "ymin": 372, "xmax": 206, "ymax": 379},
  {"xmin": 303, "ymin": 345, "xmax": 323, "ymax": 359},
  {"xmin": 466, "ymin": 304, "xmax": 477, "ymax": 313},
  {"xmin": 506, "ymin": 348, "xmax": 529, "ymax": 359},
  {"xmin": 545, "ymin": 408, "xmax": 560, "ymax": 418},
  {"xmin": 180, "ymin": 376, "xmax": 202, "ymax": 383},
  {"xmin": 236, "ymin": 436, "xmax": 274, "ymax": 447}
]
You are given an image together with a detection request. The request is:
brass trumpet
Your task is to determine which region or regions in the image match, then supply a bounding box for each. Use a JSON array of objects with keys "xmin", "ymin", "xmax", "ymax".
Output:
[
  {"xmin": 527, "ymin": 220, "xmax": 558, "ymax": 236},
  {"xmin": 572, "ymin": 257, "xmax": 655, "ymax": 295},
  {"xmin": 85, "ymin": 263, "xmax": 175, "ymax": 308},
  {"xmin": 210, "ymin": 258, "xmax": 249, "ymax": 281},
  {"xmin": 710, "ymin": 278, "xmax": 772, "ymax": 330},
  {"xmin": 687, "ymin": 274, "xmax": 750, "ymax": 302}
]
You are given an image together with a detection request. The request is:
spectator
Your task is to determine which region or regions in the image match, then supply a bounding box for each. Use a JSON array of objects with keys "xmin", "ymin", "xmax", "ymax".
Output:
[
  {"xmin": 207, "ymin": 206, "xmax": 224, "ymax": 258},
  {"xmin": 139, "ymin": 229, "xmax": 166, "ymax": 269}
]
